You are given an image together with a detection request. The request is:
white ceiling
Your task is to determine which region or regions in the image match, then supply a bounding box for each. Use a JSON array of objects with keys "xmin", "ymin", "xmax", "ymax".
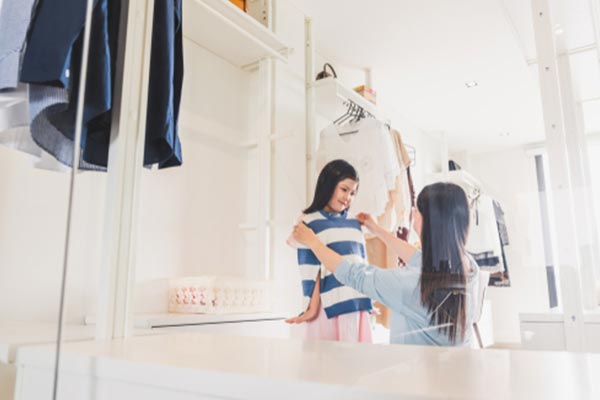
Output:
[{"xmin": 290, "ymin": 0, "xmax": 600, "ymax": 153}]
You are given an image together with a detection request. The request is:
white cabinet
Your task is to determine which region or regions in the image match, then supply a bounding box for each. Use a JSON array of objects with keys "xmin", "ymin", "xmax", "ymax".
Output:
[
  {"xmin": 520, "ymin": 321, "xmax": 567, "ymax": 351},
  {"xmin": 519, "ymin": 311, "xmax": 600, "ymax": 352}
]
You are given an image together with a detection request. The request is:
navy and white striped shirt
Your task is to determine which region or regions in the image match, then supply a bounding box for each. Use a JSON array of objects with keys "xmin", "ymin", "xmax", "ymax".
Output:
[{"xmin": 297, "ymin": 210, "xmax": 372, "ymax": 318}]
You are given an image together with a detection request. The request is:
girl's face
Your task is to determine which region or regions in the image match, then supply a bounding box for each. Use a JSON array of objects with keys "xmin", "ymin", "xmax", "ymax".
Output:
[{"xmin": 324, "ymin": 178, "xmax": 358, "ymax": 213}]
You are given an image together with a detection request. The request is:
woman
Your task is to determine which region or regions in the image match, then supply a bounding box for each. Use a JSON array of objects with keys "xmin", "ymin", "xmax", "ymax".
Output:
[{"xmin": 292, "ymin": 182, "xmax": 479, "ymax": 346}]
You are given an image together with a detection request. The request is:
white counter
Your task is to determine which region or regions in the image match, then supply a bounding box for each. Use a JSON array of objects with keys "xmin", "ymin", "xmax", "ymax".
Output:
[
  {"xmin": 14, "ymin": 332, "xmax": 600, "ymax": 400},
  {"xmin": 0, "ymin": 322, "xmax": 95, "ymax": 365},
  {"xmin": 0, "ymin": 322, "xmax": 94, "ymax": 400}
]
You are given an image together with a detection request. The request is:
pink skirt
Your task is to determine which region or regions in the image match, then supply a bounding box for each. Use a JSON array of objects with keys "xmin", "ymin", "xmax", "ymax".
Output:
[{"xmin": 304, "ymin": 304, "xmax": 372, "ymax": 343}]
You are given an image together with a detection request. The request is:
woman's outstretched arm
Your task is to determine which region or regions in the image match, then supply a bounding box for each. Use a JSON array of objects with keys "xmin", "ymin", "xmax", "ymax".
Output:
[{"xmin": 356, "ymin": 213, "xmax": 417, "ymax": 263}]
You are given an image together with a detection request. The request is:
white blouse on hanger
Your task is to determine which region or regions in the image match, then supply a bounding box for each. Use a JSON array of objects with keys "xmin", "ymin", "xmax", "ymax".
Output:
[{"xmin": 317, "ymin": 118, "xmax": 401, "ymax": 217}]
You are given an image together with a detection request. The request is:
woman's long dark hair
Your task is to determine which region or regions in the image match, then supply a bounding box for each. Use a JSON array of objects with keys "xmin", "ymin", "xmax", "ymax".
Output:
[
  {"xmin": 304, "ymin": 160, "xmax": 359, "ymax": 214},
  {"xmin": 417, "ymin": 183, "xmax": 470, "ymax": 343}
]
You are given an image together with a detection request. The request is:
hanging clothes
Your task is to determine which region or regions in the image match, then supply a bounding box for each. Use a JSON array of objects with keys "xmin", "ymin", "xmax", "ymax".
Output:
[
  {"xmin": 365, "ymin": 127, "xmax": 413, "ymax": 328},
  {"xmin": 19, "ymin": 0, "xmax": 183, "ymax": 170},
  {"xmin": 494, "ymin": 199, "xmax": 509, "ymax": 246},
  {"xmin": 466, "ymin": 193, "xmax": 504, "ymax": 273},
  {"xmin": 490, "ymin": 200, "xmax": 511, "ymax": 286},
  {"xmin": 375, "ymin": 128, "xmax": 412, "ymax": 232},
  {"xmin": 317, "ymin": 118, "xmax": 401, "ymax": 218},
  {"xmin": 0, "ymin": 0, "xmax": 40, "ymax": 156},
  {"xmin": 144, "ymin": 0, "xmax": 183, "ymax": 168},
  {"xmin": 20, "ymin": 0, "xmax": 114, "ymax": 170},
  {"xmin": 0, "ymin": 0, "xmax": 37, "ymax": 90}
]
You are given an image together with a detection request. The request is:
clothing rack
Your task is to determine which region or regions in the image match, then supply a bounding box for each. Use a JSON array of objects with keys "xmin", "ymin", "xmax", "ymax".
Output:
[{"xmin": 427, "ymin": 170, "xmax": 483, "ymax": 199}]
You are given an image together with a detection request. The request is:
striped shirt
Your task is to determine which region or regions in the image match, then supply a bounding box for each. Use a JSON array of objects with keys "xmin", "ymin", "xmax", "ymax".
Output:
[{"xmin": 297, "ymin": 210, "xmax": 372, "ymax": 318}]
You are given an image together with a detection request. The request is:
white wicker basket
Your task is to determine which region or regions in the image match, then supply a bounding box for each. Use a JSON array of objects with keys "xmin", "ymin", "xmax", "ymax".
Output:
[{"xmin": 168, "ymin": 276, "xmax": 271, "ymax": 314}]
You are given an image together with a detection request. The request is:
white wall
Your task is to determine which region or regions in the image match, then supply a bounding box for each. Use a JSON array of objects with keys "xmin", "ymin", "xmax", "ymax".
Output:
[
  {"xmin": 461, "ymin": 146, "xmax": 550, "ymax": 343},
  {"xmin": 0, "ymin": 147, "xmax": 106, "ymax": 324}
]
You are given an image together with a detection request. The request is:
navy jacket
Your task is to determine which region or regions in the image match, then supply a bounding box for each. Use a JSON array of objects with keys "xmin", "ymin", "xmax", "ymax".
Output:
[{"xmin": 21, "ymin": 0, "xmax": 183, "ymax": 169}]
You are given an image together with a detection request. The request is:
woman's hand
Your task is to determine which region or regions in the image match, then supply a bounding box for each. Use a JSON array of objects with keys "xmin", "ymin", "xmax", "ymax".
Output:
[
  {"xmin": 356, "ymin": 212, "xmax": 379, "ymax": 233},
  {"xmin": 285, "ymin": 306, "xmax": 319, "ymax": 324},
  {"xmin": 292, "ymin": 222, "xmax": 319, "ymax": 248}
]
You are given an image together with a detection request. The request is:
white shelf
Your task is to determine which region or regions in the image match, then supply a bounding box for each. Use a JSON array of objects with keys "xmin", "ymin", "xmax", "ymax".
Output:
[
  {"xmin": 310, "ymin": 77, "xmax": 386, "ymax": 122},
  {"xmin": 183, "ymin": 0, "xmax": 289, "ymax": 68},
  {"xmin": 85, "ymin": 312, "xmax": 287, "ymax": 329}
]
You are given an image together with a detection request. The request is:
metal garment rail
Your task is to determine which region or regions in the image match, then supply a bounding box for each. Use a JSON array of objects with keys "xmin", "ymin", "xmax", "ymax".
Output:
[{"xmin": 53, "ymin": 0, "xmax": 96, "ymax": 398}]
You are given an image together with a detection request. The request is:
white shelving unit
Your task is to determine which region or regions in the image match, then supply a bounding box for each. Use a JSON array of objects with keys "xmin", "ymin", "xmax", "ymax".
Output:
[
  {"xmin": 183, "ymin": 0, "xmax": 289, "ymax": 67},
  {"xmin": 97, "ymin": 0, "xmax": 290, "ymax": 339},
  {"xmin": 310, "ymin": 77, "xmax": 386, "ymax": 122}
]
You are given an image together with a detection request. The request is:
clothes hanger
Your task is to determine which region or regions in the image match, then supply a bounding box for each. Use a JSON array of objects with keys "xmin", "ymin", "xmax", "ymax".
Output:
[
  {"xmin": 338, "ymin": 103, "xmax": 361, "ymax": 135},
  {"xmin": 333, "ymin": 101, "xmax": 352, "ymax": 125}
]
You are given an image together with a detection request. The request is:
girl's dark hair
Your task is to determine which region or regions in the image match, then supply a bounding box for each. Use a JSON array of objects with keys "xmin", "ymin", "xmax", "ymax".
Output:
[
  {"xmin": 417, "ymin": 182, "xmax": 470, "ymax": 343},
  {"xmin": 303, "ymin": 160, "xmax": 359, "ymax": 214}
]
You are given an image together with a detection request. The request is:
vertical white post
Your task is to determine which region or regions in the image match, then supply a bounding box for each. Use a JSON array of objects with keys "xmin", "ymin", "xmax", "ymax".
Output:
[
  {"xmin": 589, "ymin": 0, "xmax": 600, "ymax": 62},
  {"xmin": 531, "ymin": 0, "xmax": 585, "ymax": 351},
  {"xmin": 266, "ymin": 0, "xmax": 274, "ymax": 31},
  {"xmin": 365, "ymin": 68, "xmax": 373, "ymax": 88},
  {"xmin": 257, "ymin": 57, "xmax": 273, "ymax": 280},
  {"xmin": 305, "ymin": 17, "xmax": 317, "ymax": 200},
  {"xmin": 96, "ymin": 0, "xmax": 154, "ymax": 340},
  {"xmin": 556, "ymin": 52, "xmax": 599, "ymax": 310}
]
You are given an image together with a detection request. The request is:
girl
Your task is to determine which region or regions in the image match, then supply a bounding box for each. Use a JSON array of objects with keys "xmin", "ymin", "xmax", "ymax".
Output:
[
  {"xmin": 286, "ymin": 159, "xmax": 373, "ymax": 343},
  {"xmin": 292, "ymin": 182, "xmax": 480, "ymax": 346}
]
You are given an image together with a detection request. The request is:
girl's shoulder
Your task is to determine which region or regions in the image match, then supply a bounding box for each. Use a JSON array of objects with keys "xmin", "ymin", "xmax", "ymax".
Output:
[
  {"xmin": 303, "ymin": 211, "xmax": 363, "ymax": 232},
  {"xmin": 302, "ymin": 211, "xmax": 327, "ymax": 224}
]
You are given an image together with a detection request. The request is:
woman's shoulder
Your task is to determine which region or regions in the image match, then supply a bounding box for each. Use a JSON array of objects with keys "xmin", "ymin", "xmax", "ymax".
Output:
[{"xmin": 405, "ymin": 249, "xmax": 423, "ymax": 269}]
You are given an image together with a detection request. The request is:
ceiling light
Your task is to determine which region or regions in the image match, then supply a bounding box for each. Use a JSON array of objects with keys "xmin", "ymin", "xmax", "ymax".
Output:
[
  {"xmin": 499, "ymin": 132, "xmax": 511, "ymax": 137},
  {"xmin": 465, "ymin": 81, "xmax": 478, "ymax": 88}
]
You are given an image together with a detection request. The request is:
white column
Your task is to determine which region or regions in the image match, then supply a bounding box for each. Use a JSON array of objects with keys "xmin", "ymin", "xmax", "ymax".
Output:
[
  {"xmin": 257, "ymin": 58, "xmax": 273, "ymax": 280},
  {"xmin": 304, "ymin": 17, "xmax": 317, "ymax": 200},
  {"xmin": 364, "ymin": 68, "xmax": 373, "ymax": 88},
  {"xmin": 96, "ymin": 0, "xmax": 154, "ymax": 340},
  {"xmin": 589, "ymin": 0, "xmax": 600, "ymax": 62},
  {"xmin": 531, "ymin": 0, "xmax": 585, "ymax": 350},
  {"xmin": 556, "ymin": 52, "xmax": 599, "ymax": 310}
]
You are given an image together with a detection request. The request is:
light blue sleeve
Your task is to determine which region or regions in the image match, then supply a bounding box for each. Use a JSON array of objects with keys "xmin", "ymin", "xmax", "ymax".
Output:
[{"xmin": 333, "ymin": 251, "xmax": 422, "ymax": 309}]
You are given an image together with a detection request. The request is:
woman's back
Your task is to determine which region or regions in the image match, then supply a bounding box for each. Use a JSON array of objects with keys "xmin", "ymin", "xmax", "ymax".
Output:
[
  {"xmin": 389, "ymin": 252, "xmax": 479, "ymax": 346},
  {"xmin": 334, "ymin": 250, "xmax": 479, "ymax": 346}
]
